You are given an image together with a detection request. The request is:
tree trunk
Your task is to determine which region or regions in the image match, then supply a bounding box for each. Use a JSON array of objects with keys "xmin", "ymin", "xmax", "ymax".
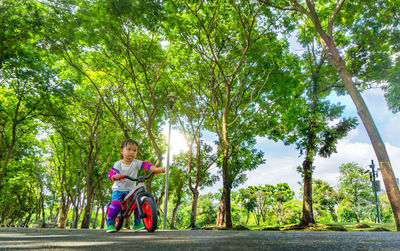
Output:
[
  {"xmin": 56, "ymin": 207, "xmax": 61, "ymax": 226},
  {"xmin": 171, "ymin": 199, "xmax": 181, "ymax": 229},
  {"xmin": 301, "ymin": 1, "xmax": 400, "ymax": 230},
  {"xmin": 93, "ymin": 205, "xmax": 99, "ymax": 229},
  {"xmin": 49, "ymin": 192, "xmax": 55, "ymax": 223},
  {"xmin": 216, "ymin": 190, "xmax": 226, "ymax": 227},
  {"xmin": 320, "ymin": 35, "xmax": 400, "ymax": 231},
  {"xmin": 0, "ymin": 150, "xmax": 12, "ymax": 191},
  {"xmin": 24, "ymin": 212, "xmax": 33, "ymax": 227},
  {"xmin": 301, "ymin": 158, "xmax": 315, "ymax": 225},
  {"xmin": 301, "ymin": 104, "xmax": 317, "ymax": 225},
  {"xmin": 58, "ymin": 199, "xmax": 72, "ymax": 228},
  {"xmin": 81, "ymin": 187, "xmax": 94, "ymax": 228},
  {"xmin": 75, "ymin": 193, "xmax": 85, "ymax": 228},
  {"xmin": 355, "ymin": 212, "xmax": 360, "ymax": 223},
  {"xmin": 100, "ymin": 205, "xmax": 106, "ymax": 229},
  {"xmin": 222, "ymin": 153, "xmax": 233, "ymax": 228},
  {"xmin": 189, "ymin": 190, "xmax": 199, "ymax": 229}
]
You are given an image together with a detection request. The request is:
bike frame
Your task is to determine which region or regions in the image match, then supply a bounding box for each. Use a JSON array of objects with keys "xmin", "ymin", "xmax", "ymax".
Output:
[
  {"xmin": 119, "ymin": 172, "xmax": 159, "ymax": 220},
  {"xmin": 121, "ymin": 187, "xmax": 158, "ymax": 220}
]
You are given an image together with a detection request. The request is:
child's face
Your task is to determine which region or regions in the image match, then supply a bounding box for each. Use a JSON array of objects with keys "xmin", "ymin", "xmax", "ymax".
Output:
[{"xmin": 121, "ymin": 143, "xmax": 138, "ymax": 162}]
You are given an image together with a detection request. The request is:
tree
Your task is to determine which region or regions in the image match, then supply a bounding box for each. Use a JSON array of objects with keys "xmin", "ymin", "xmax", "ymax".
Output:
[
  {"xmin": 0, "ymin": 135, "xmax": 43, "ymax": 227},
  {"xmin": 312, "ymin": 179, "xmax": 338, "ymax": 222},
  {"xmin": 0, "ymin": 0, "xmax": 71, "ymax": 190},
  {"xmin": 337, "ymin": 162, "xmax": 374, "ymax": 223},
  {"xmin": 196, "ymin": 193, "xmax": 218, "ymax": 228},
  {"xmin": 273, "ymin": 183, "xmax": 295, "ymax": 224},
  {"xmin": 215, "ymin": 134, "xmax": 265, "ymax": 226},
  {"xmin": 235, "ymin": 188, "xmax": 257, "ymax": 224},
  {"xmin": 168, "ymin": 164, "xmax": 188, "ymax": 229},
  {"xmin": 245, "ymin": 183, "xmax": 294, "ymax": 225},
  {"xmin": 283, "ymin": 46, "xmax": 356, "ymax": 225},
  {"xmin": 261, "ymin": 0, "xmax": 400, "ymax": 230},
  {"xmin": 0, "ymin": 0, "xmax": 44, "ymax": 68},
  {"xmin": 166, "ymin": 42, "xmax": 219, "ymax": 229},
  {"xmin": 165, "ymin": 0, "xmax": 300, "ymax": 228},
  {"xmin": 44, "ymin": 0, "xmax": 169, "ymax": 172}
]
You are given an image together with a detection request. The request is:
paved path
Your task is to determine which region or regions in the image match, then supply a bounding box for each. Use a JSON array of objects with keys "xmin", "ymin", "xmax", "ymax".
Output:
[{"xmin": 1, "ymin": 228, "xmax": 400, "ymax": 250}]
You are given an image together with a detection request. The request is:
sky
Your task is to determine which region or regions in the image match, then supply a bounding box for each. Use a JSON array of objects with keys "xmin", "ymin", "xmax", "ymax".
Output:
[
  {"xmin": 243, "ymin": 88, "xmax": 400, "ymax": 198},
  {"xmin": 166, "ymin": 88, "xmax": 400, "ymax": 198}
]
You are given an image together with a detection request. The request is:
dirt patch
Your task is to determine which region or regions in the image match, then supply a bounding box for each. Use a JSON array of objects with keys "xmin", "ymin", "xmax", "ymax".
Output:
[{"xmin": 370, "ymin": 227, "xmax": 390, "ymax": 232}]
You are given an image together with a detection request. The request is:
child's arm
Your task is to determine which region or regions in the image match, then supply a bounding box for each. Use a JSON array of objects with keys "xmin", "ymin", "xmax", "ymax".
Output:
[
  {"xmin": 141, "ymin": 161, "xmax": 165, "ymax": 174},
  {"xmin": 108, "ymin": 167, "xmax": 123, "ymax": 181}
]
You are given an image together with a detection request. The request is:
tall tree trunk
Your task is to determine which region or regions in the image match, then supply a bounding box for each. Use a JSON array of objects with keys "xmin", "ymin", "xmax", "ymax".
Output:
[
  {"xmin": 81, "ymin": 186, "xmax": 94, "ymax": 228},
  {"xmin": 58, "ymin": 199, "xmax": 72, "ymax": 228},
  {"xmin": 23, "ymin": 212, "xmax": 33, "ymax": 227},
  {"xmin": 49, "ymin": 192, "xmax": 55, "ymax": 223},
  {"xmin": 322, "ymin": 36, "xmax": 400, "ymax": 231},
  {"xmin": 93, "ymin": 205, "xmax": 99, "ymax": 229},
  {"xmin": 301, "ymin": 157, "xmax": 315, "ymax": 225},
  {"xmin": 355, "ymin": 213, "xmax": 360, "ymax": 223},
  {"xmin": 171, "ymin": 199, "xmax": 181, "ymax": 229},
  {"xmin": 222, "ymin": 153, "xmax": 233, "ymax": 228},
  {"xmin": 0, "ymin": 150, "xmax": 12, "ymax": 190},
  {"xmin": 216, "ymin": 190, "xmax": 226, "ymax": 227},
  {"xmin": 41, "ymin": 193, "xmax": 46, "ymax": 227},
  {"xmin": 0, "ymin": 114, "xmax": 18, "ymax": 191},
  {"xmin": 304, "ymin": 0, "xmax": 400, "ymax": 231},
  {"xmin": 74, "ymin": 193, "xmax": 85, "ymax": 228},
  {"xmin": 301, "ymin": 76, "xmax": 317, "ymax": 226},
  {"xmin": 100, "ymin": 205, "xmax": 106, "ymax": 229},
  {"xmin": 189, "ymin": 190, "xmax": 199, "ymax": 229}
]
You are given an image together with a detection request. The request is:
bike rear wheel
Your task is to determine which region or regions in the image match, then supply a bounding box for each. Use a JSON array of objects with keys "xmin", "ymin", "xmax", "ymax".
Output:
[{"xmin": 142, "ymin": 197, "xmax": 157, "ymax": 232}]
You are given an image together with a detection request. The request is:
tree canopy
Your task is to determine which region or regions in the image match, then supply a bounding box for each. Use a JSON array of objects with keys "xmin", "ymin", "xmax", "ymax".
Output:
[{"xmin": 1, "ymin": 0, "xmax": 399, "ymax": 231}]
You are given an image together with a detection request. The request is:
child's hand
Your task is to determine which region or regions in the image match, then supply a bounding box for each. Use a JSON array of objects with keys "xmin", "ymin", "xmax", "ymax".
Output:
[
  {"xmin": 111, "ymin": 174, "xmax": 123, "ymax": 181},
  {"xmin": 155, "ymin": 168, "xmax": 165, "ymax": 174}
]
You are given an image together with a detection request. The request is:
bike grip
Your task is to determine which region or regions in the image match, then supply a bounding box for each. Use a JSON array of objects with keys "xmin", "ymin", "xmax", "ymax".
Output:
[{"xmin": 120, "ymin": 174, "xmax": 125, "ymax": 179}]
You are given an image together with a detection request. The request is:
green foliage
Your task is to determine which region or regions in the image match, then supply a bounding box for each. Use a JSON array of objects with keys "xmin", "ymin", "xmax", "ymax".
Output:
[
  {"xmin": 313, "ymin": 180, "xmax": 338, "ymax": 222},
  {"xmin": 196, "ymin": 193, "xmax": 218, "ymax": 227},
  {"xmin": 379, "ymin": 193, "xmax": 395, "ymax": 223},
  {"xmin": 1, "ymin": 0, "xmax": 398, "ymax": 229},
  {"xmin": 337, "ymin": 162, "xmax": 375, "ymax": 222},
  {"xmin": 236, "ymin": 183, "xmax": 295, "ymax": 225}
]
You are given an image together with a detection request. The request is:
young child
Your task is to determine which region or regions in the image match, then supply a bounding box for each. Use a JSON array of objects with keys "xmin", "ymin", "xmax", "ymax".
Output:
[{"xmin": 106, "ymin": 138, "xmax": 165, "ymax": 233}]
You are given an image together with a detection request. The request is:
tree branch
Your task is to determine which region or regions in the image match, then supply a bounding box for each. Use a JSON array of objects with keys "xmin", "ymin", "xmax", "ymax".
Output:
[{"xmin": 328, "ymin": 0, "xmax": 346, "ymax": 36}]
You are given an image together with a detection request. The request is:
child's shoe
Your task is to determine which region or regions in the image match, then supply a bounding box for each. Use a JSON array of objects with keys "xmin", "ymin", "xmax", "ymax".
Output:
[
  {"xmin": 106, "ymin": 225, "xmax": 117, "ymax": 233},
  {"xmin": 134, "ymin": 222, "xmax": 145, "ymax": 231}
]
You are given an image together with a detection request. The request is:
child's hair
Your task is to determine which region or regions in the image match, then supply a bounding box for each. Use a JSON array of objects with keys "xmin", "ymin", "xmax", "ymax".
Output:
[{"xmin": 120, "ymin": 138, "xmax": 139, "ymax": 159}]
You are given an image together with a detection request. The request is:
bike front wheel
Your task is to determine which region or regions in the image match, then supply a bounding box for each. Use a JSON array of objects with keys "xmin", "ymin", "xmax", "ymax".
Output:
[
  {"xmin": 141, "ymin": 197, "xmax": 157, "ymax": 232},
  {"xmin": 114, "ymin": 214, "xmax": 124, "ymax": 232}
]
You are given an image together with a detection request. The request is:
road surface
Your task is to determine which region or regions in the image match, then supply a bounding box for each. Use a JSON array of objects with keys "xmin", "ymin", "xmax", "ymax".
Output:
[{"xmin": 1, "ymin": 227, "xmax": 400, "ymax": 250}]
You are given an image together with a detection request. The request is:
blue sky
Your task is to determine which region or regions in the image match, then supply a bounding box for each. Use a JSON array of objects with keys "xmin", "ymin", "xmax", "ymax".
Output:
[
  {"xmin": 166, "ymin": 87, "xmax": 400, "ymax": 197},
  {"xmin": 240, "ymin": 88, "xmax": 400, "ymax": 197},
  {"xmin": 196, "ymin": 88, "xmax": 399, "ymax": 197}
]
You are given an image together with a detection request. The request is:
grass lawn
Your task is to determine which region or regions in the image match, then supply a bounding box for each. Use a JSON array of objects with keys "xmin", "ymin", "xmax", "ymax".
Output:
[{"xmin": 242, "ymin": 222, "xmax": 397, "ymax": 232}]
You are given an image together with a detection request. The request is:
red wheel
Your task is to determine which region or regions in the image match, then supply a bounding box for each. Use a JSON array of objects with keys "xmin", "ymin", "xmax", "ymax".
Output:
[
  {"xmin": 114, "ymin": 215, "xmax": 124, "ymax": 231},
  {"xmin": 142, "ymin": 197, "xmax": 157, "ymax": 232}
]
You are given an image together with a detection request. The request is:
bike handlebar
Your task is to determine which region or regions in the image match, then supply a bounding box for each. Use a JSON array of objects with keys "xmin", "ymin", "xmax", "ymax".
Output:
[{"xmin": 120, "ymin": 171, "xmax": 155, "ymax": 182}]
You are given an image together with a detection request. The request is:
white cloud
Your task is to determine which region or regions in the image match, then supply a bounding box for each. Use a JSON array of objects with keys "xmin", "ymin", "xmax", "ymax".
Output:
[
  {"xmin": 200, "ymin": 88, "xmax": 400, "ymax": 198},
  {"xmin": 237, "ymin": 137, "xmax": 400, "ymax": 198}
]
